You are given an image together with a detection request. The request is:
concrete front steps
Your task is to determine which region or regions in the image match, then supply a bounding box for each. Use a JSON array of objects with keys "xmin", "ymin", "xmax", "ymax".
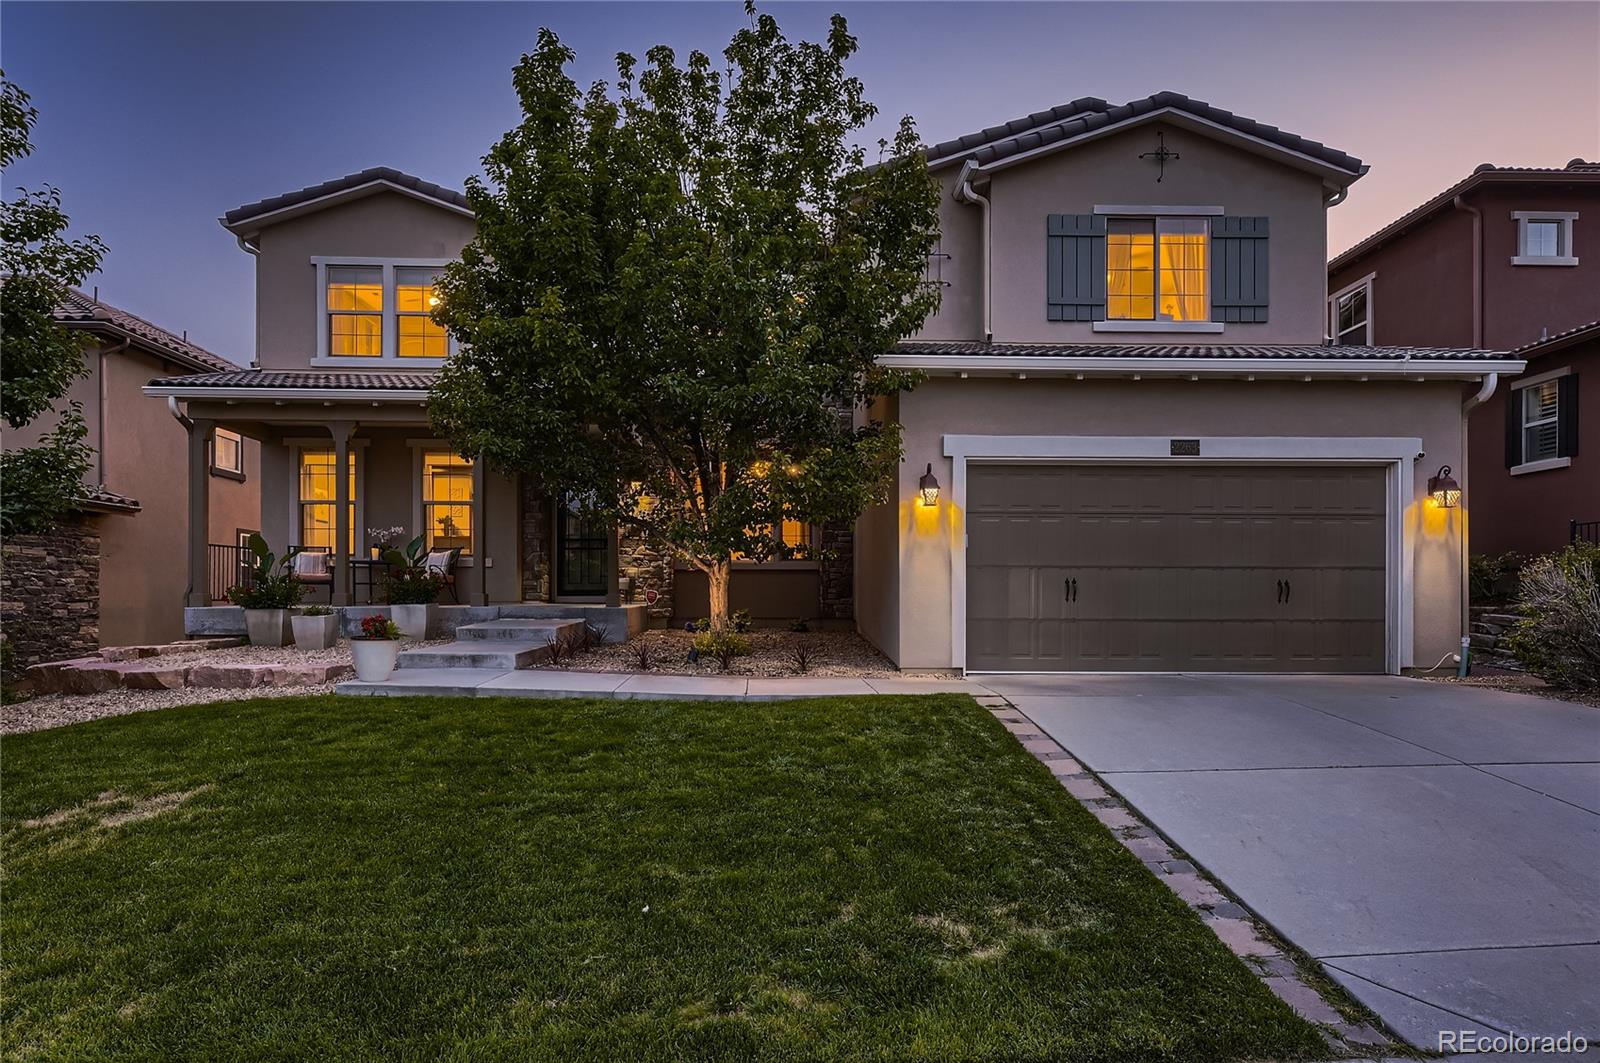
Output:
[{"xmin": 396, "ymin": 618, "xmax": 584, "ymax": 671}]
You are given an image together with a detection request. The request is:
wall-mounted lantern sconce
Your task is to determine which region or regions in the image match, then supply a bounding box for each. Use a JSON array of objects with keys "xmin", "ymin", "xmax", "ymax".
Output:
[
  {"xmin": 1428, "ymin": 465, "xmax": 1461, "ymax": 508},
  {"xmin": 918, "ymin": 463, "xmax": 941, "ymax": 507}
]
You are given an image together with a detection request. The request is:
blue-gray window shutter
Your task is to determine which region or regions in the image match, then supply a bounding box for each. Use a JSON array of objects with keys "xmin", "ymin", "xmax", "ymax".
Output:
[
  {"xmin": 1211, "ymin": 216, "xmax": 1269, "ymax": 323},
  {"xmin": 1047, "ymin": 214, "xmax": 1106, "ymax": 321}
]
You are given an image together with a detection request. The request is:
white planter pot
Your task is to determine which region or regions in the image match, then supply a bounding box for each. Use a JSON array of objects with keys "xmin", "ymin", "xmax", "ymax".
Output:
[
  {"xmin": 390, "ymin": 603, "xmax": 438, "ymax": 641},
  {"xmin": 291, "ymin": 612, "xmax": 340, "ymax": 651},
  {"xmin": 244, "ymin": 608, "xmax": 292, "ymax": 647},
  {"xmin": 350, "ymin": 638, "xmax": 401, "ymax": 682}
]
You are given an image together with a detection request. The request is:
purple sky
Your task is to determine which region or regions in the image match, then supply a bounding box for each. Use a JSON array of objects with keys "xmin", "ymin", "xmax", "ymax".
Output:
[{"xmin": 5, "ymin": 2, "xmax": 1597, "ymax": 366}]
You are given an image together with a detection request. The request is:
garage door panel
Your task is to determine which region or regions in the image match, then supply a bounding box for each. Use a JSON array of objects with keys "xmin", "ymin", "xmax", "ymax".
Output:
[{"xmin": 966, "ymin": 464, "xmax": 1387, "ymax": 673}]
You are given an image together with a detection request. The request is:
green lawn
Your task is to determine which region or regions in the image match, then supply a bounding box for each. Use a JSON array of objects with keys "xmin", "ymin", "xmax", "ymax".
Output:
[{"xmin": 3, "ymin": 694, "xmax": 1325, "ymax": 1061}]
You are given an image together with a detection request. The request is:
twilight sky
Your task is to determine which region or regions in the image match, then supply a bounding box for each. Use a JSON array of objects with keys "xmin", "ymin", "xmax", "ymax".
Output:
[{"xmin": 4, "ymin": 1, "xmax": 1597, "ymax": 366}]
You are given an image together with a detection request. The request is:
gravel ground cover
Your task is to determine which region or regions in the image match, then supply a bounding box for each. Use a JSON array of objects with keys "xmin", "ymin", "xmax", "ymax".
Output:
[
  {"xmin": 555, "ymin": 628, "xmax": 903, "ymax": 678},
  {"xmin": 3, "ymin": 637, "xmax": 454, "ymax": 735}
]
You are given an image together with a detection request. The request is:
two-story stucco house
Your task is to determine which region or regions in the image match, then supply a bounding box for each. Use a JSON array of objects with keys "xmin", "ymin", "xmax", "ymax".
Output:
[{"xmin": 147, "ymin": 92, "xmax": 1524, "ymax": 675}]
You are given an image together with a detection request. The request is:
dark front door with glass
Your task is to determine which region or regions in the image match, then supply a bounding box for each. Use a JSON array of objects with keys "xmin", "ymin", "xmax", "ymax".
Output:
[{"xmin": 556, "ymin": 504, "xmax": 608, "ymax": 597}]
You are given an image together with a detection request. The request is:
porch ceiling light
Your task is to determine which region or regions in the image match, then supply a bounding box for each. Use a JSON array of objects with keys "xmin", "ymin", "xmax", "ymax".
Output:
[
  {"xmin": 918, "ymin": 463, "xmax": 941, "ymax": 507},
  {"xmin": 1428, "ymin": 465, "xmax": 1461, "ymax": 508}
]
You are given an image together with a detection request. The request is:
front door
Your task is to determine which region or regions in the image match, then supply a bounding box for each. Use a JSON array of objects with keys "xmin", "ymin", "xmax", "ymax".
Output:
[{"xmin": 556, "ymin": 503, "xmax": 608, "ymax": 597}]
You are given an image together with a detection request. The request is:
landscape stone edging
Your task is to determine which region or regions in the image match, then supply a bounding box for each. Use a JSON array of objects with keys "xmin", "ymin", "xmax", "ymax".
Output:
[{"xmin": 981, "ymin": 693, "xmax": 1395, "ymax": 1058}]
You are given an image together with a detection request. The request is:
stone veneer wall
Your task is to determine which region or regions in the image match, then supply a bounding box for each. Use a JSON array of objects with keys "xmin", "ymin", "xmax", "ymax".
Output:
[
  {"xmin": 1, "ymin": 520, "xmax": 101, "ymax": 669},
  {"xmin": 620, "ymin": 530, "xmax": 674, "ymax": 623},
  {"xmin": 817, "ymin": 521, "xmax": 854, "ymax": 619}
]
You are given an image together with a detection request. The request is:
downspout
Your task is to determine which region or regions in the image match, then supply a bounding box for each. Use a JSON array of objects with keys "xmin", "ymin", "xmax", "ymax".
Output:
[
  {"xmin": 954, "ymin": 159, "xmax": 992, "ymax": 343},
  {"xmin": 1322, "ymin": 185, "xmax": 1350, "ymax": 342},
  {"xmin": 166, "ymin": 395, "xmax": 193, "ymax": 430},
  {"xmin": 1450, "ymin": 194, "xmax": 1486, "ymax": 672},
  {"xmin": 234, "ymin": 232, "xmax": 264, "ymax": 369}
]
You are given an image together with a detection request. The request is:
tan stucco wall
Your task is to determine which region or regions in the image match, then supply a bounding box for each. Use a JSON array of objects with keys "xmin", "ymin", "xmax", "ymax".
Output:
[
  {"xmin": 253, "ymin": 427, "xmax": 519, "ymax": 603},
  {"xmin": 873, "ymin": 376, "xmax": 1466, "ymax": 671},
  {"xmin": 853, "ymin": 394, "xmax": 901, "ymax": 659},
  {"xmin": 911, "ymin": 121, "xmax": 1330, "ymax": 346},
  {"xmin": 6, "ymin": 344, "xmax": 260, "ymax": 645},
  {"xmin": 250, "ymin": 191, "xmax": 475, "ymax": 369}
]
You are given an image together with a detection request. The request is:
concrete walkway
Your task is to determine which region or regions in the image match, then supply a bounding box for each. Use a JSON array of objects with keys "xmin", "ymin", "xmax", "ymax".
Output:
[
  {"xmin": 337, "ymin": 668, "xmax": 992, "ymax": 700},
  {"xmin": 989, "ymin": 673, "xmax": 1600, "ymax": 1053}
]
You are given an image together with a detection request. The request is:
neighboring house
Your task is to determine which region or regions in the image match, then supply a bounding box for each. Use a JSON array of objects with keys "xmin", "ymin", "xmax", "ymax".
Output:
[
  {"xmin": 1327, "ymin": 159, "xmax": 1600, "ymax": 557},
  {"xmin": 3, "ymin": 290, "xmax": 260, "ymax": 646},
  {"xmin": 148, "ymin": 93, "xmax": 1527, "ymax": 675}
]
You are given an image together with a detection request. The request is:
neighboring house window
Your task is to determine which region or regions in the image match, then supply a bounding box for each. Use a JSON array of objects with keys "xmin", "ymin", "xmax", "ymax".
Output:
[
  {"xmin": 422, "ymin": 451, "xmax": 473, "ymax": 553},
  {"xmin": 210, "ymin": 428, "xmax": 245, "ymax": 477},
  {"xmin": 298, "ymin": 449, "xmax": 357, "ymax": 553},
  {"xmin": 327, "ymin": 266, "xmax": 384, "ymax": 356},
  {"xmin": 1507, "ymin": 369, "xmax": 1579, "ymax": 472},
  {"xmin": 1106, "ymin": 217, "xmax": 1208, "ymax": 322},
  {"xmin": 1512, "ymin": 211, "xmax": 1579, "ymax": 266},
  {"xmin": 731, "ymin": 459, "xmax": 815, "ymax": 563},
  {"xmin": 1328, "ymin": 274, "xmax": 1373, "ymax": 345},
  {"xmin": 396, "ymin": 267, "xmax": 448, "ymax": 358}
]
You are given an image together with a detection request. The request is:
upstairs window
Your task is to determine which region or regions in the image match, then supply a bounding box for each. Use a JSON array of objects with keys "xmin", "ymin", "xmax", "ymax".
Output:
[
  {"xmin": 396, "ymin": 267, "xmax": 448, "ymax": 358},
  {"xmin": 1106, "ymin": 217, "xmax": 1208, "ymax": 322},
  {"xmin": 327, "ymin": 266, "xmax": 383, "ymax": 356},
  {"xmin": 1512, "ymin": 212, "xmax": 1578, "ymax": 266},
  {"xmin": 1329, "ymin": 274, "xmax": 1373, "ymax": 345}
]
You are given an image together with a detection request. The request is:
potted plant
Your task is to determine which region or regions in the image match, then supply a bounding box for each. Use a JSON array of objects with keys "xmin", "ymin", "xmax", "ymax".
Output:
[
  {"xmin": 382, "ymin": 535, "xmax": 444, "ymax": 639},
  {"xmin": 367, "ymin": 525, "xmax": 407, "ymax": 561},
  {"xmin": 291, "ymin": 604, "xmax": 339, "ymax": 651},
  {"xmin": 350, "ymin": 613, "xmax": 403, "ymax": 681},
  {"xmin": 227, "ymin": 533, "xmax": 304, "ymax": 646}
]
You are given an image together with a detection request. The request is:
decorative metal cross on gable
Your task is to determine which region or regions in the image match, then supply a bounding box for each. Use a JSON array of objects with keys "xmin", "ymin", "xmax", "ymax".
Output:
[{"xmin": 1139, "ymin": 132, "xmax": 1180, "ymax": 182}]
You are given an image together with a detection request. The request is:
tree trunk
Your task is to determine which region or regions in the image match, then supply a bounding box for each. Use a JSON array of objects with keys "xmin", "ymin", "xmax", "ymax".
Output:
[{"xmin": 706, "ymin": 557, "xmax": 732, "ymax": 632}]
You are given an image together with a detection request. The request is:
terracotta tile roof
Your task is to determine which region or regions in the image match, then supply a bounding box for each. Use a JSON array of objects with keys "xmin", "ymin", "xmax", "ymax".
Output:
[
  {"xmin": 1330, "ymin": 159, "xmax": 1600, "ymax": 273},
  {"xmin": 53, "ymin": 289, "xmax": 238, "ymax": 373},
  {"xmin": 146, "ymin": 369, "xmax": 435, "ymax": 390},
  {"xmin": 1513, "ymin": 319, "xmax": 1600, "ymax": 356},
  {"xmin": 891, "ymin": 340, "xmax": 1511, "ymax": 361},
  {"xmin": 925, "ymin": 91, "xmax": 1364, "ymax": 176},
  {"xmin": 223, "ymin": 167, "xmax": 470, "ymax": 229}
]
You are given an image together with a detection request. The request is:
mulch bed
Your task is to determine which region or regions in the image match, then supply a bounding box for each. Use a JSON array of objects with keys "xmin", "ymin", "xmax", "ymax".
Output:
[{"xmin": 556, "ymin": 627, "xmax": 901, "ymax": 678}]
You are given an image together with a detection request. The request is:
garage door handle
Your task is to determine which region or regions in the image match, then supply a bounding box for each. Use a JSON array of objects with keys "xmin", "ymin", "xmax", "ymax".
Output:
[
  {"xmin": 1071, "ymin": 578, "xmax": 1078, "ymax": 601},
  {"xmin": 1284, "ymin": 579, "xmax": 1291, "ymax": 603},
  {"xmin": 1064, "ymin": 577, "xmax": 1078, "ymax": 602},
  {"xmin": 1276, "ymin": 579, "xmax": 1284, "ymax": 603}
]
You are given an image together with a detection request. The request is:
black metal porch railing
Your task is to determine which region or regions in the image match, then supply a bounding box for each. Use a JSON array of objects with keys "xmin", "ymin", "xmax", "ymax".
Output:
[
  {"xmin": 1572, "ymin": 519, "xmax": 1600, "ymax": 545},
  {"xmin": 208, "ymin": 543, "xmax": 254, "ymax": 603}
]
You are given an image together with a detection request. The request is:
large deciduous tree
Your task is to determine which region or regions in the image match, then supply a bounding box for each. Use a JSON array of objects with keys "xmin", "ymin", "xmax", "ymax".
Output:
[
  {"xmin": 430, "ymin": 8, "xmax": 940, "ymax": 629},
  {"xmin": 1, "ymin": 72, "xmax": 104, "ymax": 535}
]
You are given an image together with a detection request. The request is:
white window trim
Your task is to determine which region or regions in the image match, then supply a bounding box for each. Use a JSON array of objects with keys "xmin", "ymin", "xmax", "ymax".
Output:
[
  {"xmin": 1511, "ymin": 211, "xmax": 1578, "ymax": 266},
  {"xmin": 312, "ymin": 256, "xmax": 455, "ymax": 367},
  {"xmin": 940, "ymin": 434, "xmax": 1424, "ymax": 675},
  {"xmin": 1327, "ymin": 272, "xmax": 1375, "ymax": 345},
  {"xmin": 287, "ymin": 439, "xmax": 367, "ymax": 557},
  {"xmin": 1512, "ymin": 368, "xmax": 1568, "ymax": 467},
  {"xmin": 209, "ymin": 427, "xmax": 245, "ymax": 477},
  {"xmin": 1509, "ymin": 456, "xmax": 1571, "ymax": 476},
  {"xmin": 1093, "ymin": 320, "xmax": 1225, "ymax": 334},
  {"xmin": 1094, "ymin": 204, "xmax": 1224, "ymax": 216},
  {"xmin": 407, "ymin": 440, "xmax": 477, "ymax": 565}
]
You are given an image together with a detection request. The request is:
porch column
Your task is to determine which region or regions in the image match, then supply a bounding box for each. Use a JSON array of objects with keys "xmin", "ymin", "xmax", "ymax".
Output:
[
  {"xmin": 606, "ymin": 523, "xmax": 621, "ymax": 607},
  {"xmin": 330, "ymin": 420, "xmax": 356, "ymax": 606},
  {"xmin": 470, "ymin": 454, "xmax": 488, "ymax": 606},
  {"xmin": 185, "ymin": 417, "xmax": 215, "ymax": 607}
]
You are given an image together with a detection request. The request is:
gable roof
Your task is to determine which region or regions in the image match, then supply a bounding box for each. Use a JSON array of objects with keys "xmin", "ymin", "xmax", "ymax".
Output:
[
  {"xmin": 1330, "ymin": 159, "xmax": 1600, "ymax": 274},
  {"xmin": 1512, "ymin": 319, "xmax": 1600, "ymax": 358},
  {"xmin": 53, "ymin": 288, "xmax": 237, "ymax": 373},
  {"xmin": 925, "ymin": 91, "xmax": 1365, "ymax": 182},
  {"xmin": 221, "ymin": 166, "xmax": 472, "ymax": 236}
]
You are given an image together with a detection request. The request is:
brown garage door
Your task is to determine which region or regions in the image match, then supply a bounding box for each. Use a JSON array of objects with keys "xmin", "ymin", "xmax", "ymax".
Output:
[{"xmin": 966, "ymin": 465, "xmax": 1386, "ymax": 673}]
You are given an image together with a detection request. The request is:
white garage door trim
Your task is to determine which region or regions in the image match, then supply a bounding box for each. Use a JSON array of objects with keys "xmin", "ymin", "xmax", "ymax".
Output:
[{"xmin": 943, "ymin": 435, "xmax": 1422, "ymax": 675}]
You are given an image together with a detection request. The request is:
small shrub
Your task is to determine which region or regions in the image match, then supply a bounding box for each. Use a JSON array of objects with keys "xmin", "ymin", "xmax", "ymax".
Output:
[
  {"xmin": 691, "ymin": 617, "xmax": 711, "ymax": 632},
  {"xmin": 383, "ymin": 571, "xmax": 443, "ymax": 605},
  {"xmin": 631, "ymin": 640, "xmax": 653, "ymax": 671},
  {"xmin": 357, "ymin": 614, "xmax": 401, "ymax": 640},
  {"xmin": 788, "ymin": 641, "xmax": 814, "ymax": 674},
  {"xmin": 228, "ymin": 575, "xmax": 303, "ymax": 610},
  {"xmin": 693, "ymin": 630, "xmax": 750, "ymax": 672},
  {"xmin": 300, "ymin": 605, "xmax": 334, "ymax": 617},
  {"xmin": 582, "ymin": 620, "xmax": 610, "ymax": 650},
  {"xmin": 1469, "ymin": 552, "xmax": 1524, "ymax": 604},
  {"xmin": 1504, "ymin": 542, "xmax": 1600, "ymax": 692},
  {"xmin": 730, "ymin": 609, "xmax": 754, "ymax": 633},
  {"xmin": 788, "ymin": 617, "xmax": 810, "ymax": 633}
]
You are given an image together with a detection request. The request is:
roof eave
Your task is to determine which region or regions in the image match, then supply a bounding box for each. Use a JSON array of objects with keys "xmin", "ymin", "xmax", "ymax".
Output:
[
  {"xmin": 876, "ymin": 353, "xmax": 1525, "ymax": 380},
  {"xmin": 220, "ymin": 178, "xmax": 474, "ymax": 238},
  {"xmin": 56, "ymin": 318, "xmax": 234, "ymax": 375},
  {"xmin": 142, "ymin": 383, "xmax": 430, "ymax": 403}
]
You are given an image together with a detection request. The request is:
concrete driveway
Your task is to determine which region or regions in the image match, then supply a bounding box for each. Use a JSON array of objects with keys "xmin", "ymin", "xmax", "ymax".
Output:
[{"xmin": 986, "ymin": 673, "xmax": 1600, "ymax": 1051}]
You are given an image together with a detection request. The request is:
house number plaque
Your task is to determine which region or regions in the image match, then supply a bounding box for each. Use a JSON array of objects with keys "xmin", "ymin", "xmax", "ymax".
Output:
[{"xmin": 1170, "ymin": 439, "xmax": 1201, "ymax": 456}]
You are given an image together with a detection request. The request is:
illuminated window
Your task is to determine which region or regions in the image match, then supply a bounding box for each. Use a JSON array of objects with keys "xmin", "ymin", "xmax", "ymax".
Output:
[
  {"xmin": 1107, "ymin": 217, "xmax": 1209, "ymax": 322},
  {"xmin": 298, "ymin": 450, "xmax": 357, "ymax": 554},
  {"xmin": 732, "ymin": 462, "xmax": 814, "ymax": 561},
  {"xmin": 210, "ymin": 428, "xmax": 244, "ymax": 475},
  {"xmin": 422, "ymin": 451, "xmax": 473, "ymax": 552},
  {"xmin": 396, "ymin": 267, "xmax": 448, "ymax": 358},
  {"xmin": 327, "ymin": 266, "xmax": 383, "ymax": 356}
]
